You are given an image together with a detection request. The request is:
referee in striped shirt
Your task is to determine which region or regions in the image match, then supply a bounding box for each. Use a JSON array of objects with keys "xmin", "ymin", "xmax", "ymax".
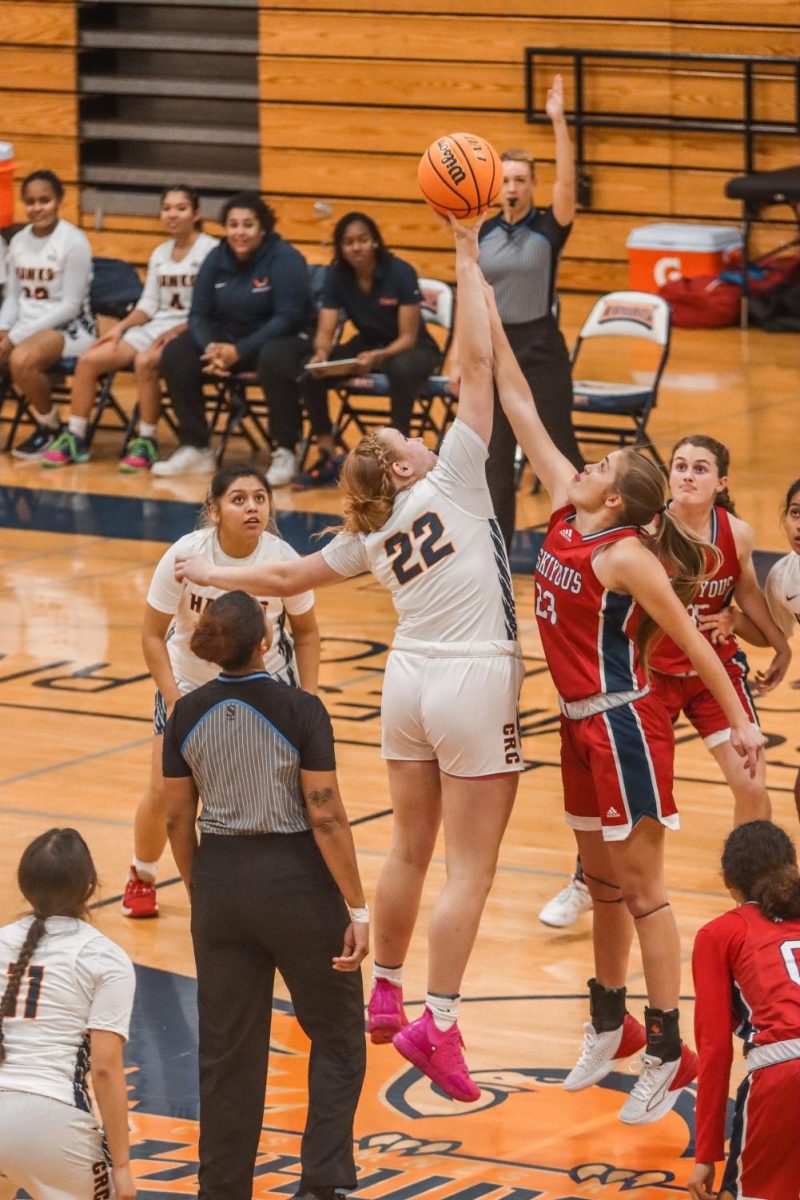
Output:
[{"xmin": 163, "ymin": 590, "xmax": 367, "ymax": 1200}]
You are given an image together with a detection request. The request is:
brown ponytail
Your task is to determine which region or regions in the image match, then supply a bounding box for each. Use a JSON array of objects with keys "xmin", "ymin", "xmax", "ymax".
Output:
[
  {"xmin": 722, "ymin": 820, "xmax": 800, "ymax": 921},
  {"xmin": 614, "ymin": 449, "xmax": 720, "ymax": 670},
  {"xmin": 1, "ymin": 828, "xmax": 97, "ymax": 1067},
  {"xmin": 335, "ymin": 433, "xmax": 400, "ymax": 535}
]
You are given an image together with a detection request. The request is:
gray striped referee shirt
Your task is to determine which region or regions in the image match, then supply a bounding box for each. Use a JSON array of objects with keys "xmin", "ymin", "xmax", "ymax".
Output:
[
  {"xmin": 478, "ymin": 206, "xmax": 571, "ymax": 326},
  {"xmin": 162, "ymin": 672, "xmax": 335, "ymax": 835}
]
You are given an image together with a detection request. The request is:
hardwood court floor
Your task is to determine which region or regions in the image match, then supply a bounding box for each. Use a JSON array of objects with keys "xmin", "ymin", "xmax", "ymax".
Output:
[{"xmin": 0, "ymin": 308, "xmax": 799, "ymax": 1197}]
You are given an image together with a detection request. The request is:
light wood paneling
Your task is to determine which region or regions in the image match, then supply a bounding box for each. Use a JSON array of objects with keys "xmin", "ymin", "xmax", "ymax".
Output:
[
  {"xmin": 12, "ymin": 138, "xmax": 78, "ymax": 188},
  {"xmin": 262, "ymin": 57, "xmax": 799, "ymax": 128},
  {"xmin": 261, "ymin": 12, "xmax": 798, "ymax": 59},
  {"xmin": 262, "ymin": 148, "xmax": 743, "ymax": 220},
  {"xmin": 0, "ymin": 46, "xmax": 75, "ymax": 91},
  {"xmin": 0, "ymin": 2, "xmax": 75, "ymax": 47},
  {"xmin": 0, "ymin": 92, "xmax": 78, "ymax": 138},
  {"xmin": 264, "ymin": 0, "xmax": 800, "ymax": 22},
  {"xmin": 261, "ymin": 103, "xmax": 796, "ymax": 173}
]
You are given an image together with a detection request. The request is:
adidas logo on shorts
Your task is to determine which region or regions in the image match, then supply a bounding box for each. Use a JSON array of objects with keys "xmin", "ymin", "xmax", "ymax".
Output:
[{"xmin": 606, "ymin": 805, "xmax": 621, "ymax": 817}]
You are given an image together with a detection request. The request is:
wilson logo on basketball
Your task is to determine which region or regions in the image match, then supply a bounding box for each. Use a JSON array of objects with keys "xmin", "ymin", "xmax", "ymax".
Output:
[
  {"xmin": 598, "ymin": 301, "xmax": 656, "ymax": 330},
  {"xmin": 436, "ymin": 141, "xmax": 467, "ymax": 186}
]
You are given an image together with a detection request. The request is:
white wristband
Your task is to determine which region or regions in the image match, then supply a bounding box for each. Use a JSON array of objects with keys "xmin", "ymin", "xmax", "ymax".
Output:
[{"xmin": 347, "ymin": 903, "xmax": 370, "ymax": 924}]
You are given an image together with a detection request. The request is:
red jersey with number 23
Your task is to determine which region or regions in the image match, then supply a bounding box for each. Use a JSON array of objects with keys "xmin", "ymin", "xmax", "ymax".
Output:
[
  {"xmin": 535, "ymin": 505, "xmax": 645, "ymax": 702},
  {"xmin": 651, "ymin": 505, "xmax": 741, "ymax": 675}
]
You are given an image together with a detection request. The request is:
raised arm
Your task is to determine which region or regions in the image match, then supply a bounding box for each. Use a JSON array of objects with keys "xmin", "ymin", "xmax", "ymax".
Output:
[
  {"xmin": 449, "ymin": 214, "xmax": 493, "ymax": 445},
  {"xmin": 547, "ymin": 74, "xmax": 576, "ymax": 227},
  {"xmin": 175, "ymin": 547, "xmax": 342, "ymax": 596},
  {"xmin": 486, "ymin": 284, "xmax": 575, "ymax": 506}
]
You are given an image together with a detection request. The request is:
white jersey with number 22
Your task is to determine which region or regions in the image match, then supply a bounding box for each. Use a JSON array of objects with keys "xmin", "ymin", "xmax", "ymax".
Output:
[{"xmin": 322, "ymin": 420, "xmax": 518, "ymax": 645}]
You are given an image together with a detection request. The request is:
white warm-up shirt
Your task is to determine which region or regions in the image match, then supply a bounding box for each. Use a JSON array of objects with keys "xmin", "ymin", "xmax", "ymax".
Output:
[
  {"xmin": 135, "ymin": 232, "xmax": 218, "ymax": 322},
  {"xmin": 321, "ymin": 419, "xmax": 518, "ymax": 645},
  {"xmin": 0, "ymin": 220, "xmax": 95, "ymax": 345},
  {"xmin": 147, "ymin": 527, "xmax": 315, "ymax": 691},
  {"xmin": 765, "ymin": 551, "xmax": 800, "ymax": 640},
  {"xmin": 0, "ymin": 917, "xmax": 135, "ymax": 1111}
]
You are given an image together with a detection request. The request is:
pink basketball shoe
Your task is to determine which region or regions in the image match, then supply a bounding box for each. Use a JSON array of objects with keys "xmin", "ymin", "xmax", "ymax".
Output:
[
  {"xmin": 367, "ymin": 979, "xmax": 408, "ymax": 1045},
  {"xmin": 392, "ymin": 1007, "xmax": 480, "ymax": 1103}
]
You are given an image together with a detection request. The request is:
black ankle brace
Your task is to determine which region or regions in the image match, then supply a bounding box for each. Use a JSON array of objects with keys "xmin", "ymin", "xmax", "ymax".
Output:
[
  {"xmin": 644, "ymin": 1005, "xmax": 681, "ymax": 1062},
  {"xmin": 588, "ymin": 976, "xmax": 627, "ymax": 1032}
]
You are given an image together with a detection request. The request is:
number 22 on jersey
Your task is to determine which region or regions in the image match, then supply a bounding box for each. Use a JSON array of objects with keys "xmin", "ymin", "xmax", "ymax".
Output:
[{"xmin": 385, "ymin": 512, "xmax": 455, "ymax": 586}]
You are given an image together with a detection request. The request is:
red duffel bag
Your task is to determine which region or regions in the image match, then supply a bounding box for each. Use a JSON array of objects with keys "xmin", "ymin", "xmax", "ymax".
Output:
[{"xmin": 659, "ymin": 274, "xmax": 741, "ymax": 328}]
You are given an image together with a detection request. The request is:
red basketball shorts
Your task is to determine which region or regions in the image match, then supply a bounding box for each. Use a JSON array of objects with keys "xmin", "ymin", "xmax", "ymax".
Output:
[
  {"xmin": 651, "ymin": 652, "xmax": 759, "ymax": 749},
  {"xmin": 559, "ymin": 690, "xmax": 677, "ymax": 842},
  {"xmin": 720, "ymin": 1059, "xmax": 800, "ymax": 1200}
]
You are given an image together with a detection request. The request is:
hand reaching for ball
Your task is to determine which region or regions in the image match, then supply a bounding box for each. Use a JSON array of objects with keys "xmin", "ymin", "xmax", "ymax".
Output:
[{"xmin": 448, "ymin": 212, "xmax": 485, "ymax": 262}]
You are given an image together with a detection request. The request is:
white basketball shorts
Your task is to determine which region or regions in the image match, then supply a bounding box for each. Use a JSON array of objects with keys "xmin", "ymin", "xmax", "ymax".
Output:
[
  {"xmin": 381, "ymin": 635, "xmax": 525, "ymax": 777},
  {"xmin": 0, "ymin": 1090, "xmax": 113, "ymax": 1200},
  {"xmin": 122, "ymin": 313, "xmax": 184, "ymax": 353}
]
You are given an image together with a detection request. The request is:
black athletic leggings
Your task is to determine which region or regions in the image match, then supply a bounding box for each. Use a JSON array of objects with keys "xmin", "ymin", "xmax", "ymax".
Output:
[
  {"xmin": 488, "ymin": 315, "xmax": 584, "ymax": 550},
  {"xmin": 160, "ymin": 329, "xmax": 311, "ymax": 452},
  {"xmin": 302, "ymin": 334, "xmax": 439, "ymax": 438}
]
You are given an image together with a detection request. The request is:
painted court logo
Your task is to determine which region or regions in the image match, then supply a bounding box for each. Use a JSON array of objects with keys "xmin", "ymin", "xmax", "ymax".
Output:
[{"xmin": 125, "ymin": 965, "xmax": 708, "ymax": 1197}]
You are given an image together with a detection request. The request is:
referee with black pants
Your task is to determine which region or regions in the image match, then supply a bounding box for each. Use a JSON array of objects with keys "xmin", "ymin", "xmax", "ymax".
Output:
[
  {"xmin": 448, "ymin": 74, "xmax": 584, "ymax": 548},
  {"xmin": 163, "ymin": 590, "xmax": 368, "ymax": 1200}
]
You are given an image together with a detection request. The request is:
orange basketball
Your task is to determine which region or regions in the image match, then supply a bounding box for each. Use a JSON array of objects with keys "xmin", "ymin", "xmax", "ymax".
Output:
[{"xmin": 418, "ymin": 132, "xmax": 502, "ymax": 219}]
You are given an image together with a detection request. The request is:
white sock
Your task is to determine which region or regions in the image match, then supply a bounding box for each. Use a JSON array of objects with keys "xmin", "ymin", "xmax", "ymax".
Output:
[
  {"xmin": 139, "ymin": 422, "xmax": 157, "ymax": 438},
  {"xmin": 68, "ymin": 416, "xmax": 88, "ymax": 438},
  {"xmin": 373, "ymin": 963, "xmax": 403, "ymax": 988},
  {"xmin": 426, "ymin": 991, "xmax": 460, "ymax": 1032},
  {"xmin": 132, "ymin": 857, "xmax": 159, "ymax": 883},
  {"xmin": 37, "ymin": 408, "xmax": 60, "ymax": 430}
]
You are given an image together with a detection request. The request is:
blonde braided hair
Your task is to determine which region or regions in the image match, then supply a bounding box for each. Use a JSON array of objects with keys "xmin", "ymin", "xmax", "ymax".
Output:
[{"xmin": 337, "ymin": 432, "xmax": 401, "ymax": 534}]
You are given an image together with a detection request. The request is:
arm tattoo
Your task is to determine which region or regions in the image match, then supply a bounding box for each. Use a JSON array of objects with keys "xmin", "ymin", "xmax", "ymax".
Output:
[{"xmin": 308, "ymin": 787, "xmax": 334, "ymax": 808}]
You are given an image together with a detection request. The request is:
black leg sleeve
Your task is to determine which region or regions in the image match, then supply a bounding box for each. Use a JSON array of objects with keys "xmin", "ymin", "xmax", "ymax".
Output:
[
  {"xmin": 160, "ymin": 330, "xmax": 211, "ymax": 449},
  {"xmin": 384, "ymin": 344, "xmax": 440, "ymax": 435},
  {"xmin": 255, "ymin": 334, "xmax": 312, "ymax": 451},
  {"xmin": 507, "ymin": 321, "xmax": 584, "ymax": 471},
  {"xmin": 301, "ymin": 336, "xmax": 367, "ymax": 439}
]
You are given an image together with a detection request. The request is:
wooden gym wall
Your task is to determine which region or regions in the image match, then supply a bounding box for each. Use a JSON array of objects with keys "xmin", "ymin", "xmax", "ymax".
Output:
[
  {"xmin": 2, "ymin": 1, "xmax": 799, "ymax": 293},
  {"xmin": 1, "ymin": 2, "xmax": 79, "ymax": 223}
]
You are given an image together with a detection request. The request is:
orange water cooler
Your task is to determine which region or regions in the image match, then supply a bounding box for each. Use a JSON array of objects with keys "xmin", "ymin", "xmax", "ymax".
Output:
[
  {"xmin": 626, "ymin": 223, "xmax": 742, "ymax": 293},
  {"xmin": 0, "ymin": 143, "xmax": 16, "ymax": 227}
]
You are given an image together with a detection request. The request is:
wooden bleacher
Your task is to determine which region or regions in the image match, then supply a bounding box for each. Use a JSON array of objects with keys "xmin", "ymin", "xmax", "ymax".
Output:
[{"xmin": 2, "ymin": 0, "xmax": 799, "ymax": 290}]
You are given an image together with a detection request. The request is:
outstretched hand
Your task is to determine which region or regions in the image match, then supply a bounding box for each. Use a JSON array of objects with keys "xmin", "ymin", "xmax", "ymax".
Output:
[
  {"xmin": 545, "ymin": 73, "xmax": 566, "ymax": 123},
  {"xmin": 448, "ymin": 211, "xmax": 486, "ymax": 263},
  {"xmin": 175, "ymin": 553, "xmax": 213, "ymax": 586}
]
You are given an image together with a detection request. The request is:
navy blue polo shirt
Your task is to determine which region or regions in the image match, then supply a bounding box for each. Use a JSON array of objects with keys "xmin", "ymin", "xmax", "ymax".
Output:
[
  {"xmin": 479, "ymin": 206, "xmax": 571, "ymax": 326},
  {"xmin": 321, "ymin": 253, "xmax": 437, "ymax": 351}
]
